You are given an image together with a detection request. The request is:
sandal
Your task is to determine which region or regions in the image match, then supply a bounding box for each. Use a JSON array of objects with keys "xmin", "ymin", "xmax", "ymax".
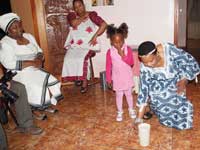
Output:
[
  {"xmin": 75, "ymin": 80, "xmax": 82, "ymax": 86},
  {"xmin": 143, "ymin": 111, "xmax": 153, "ymax": 120},
  {"xmin": 80, "ymin": 87, "xmax": 88, "ymax": 94}
]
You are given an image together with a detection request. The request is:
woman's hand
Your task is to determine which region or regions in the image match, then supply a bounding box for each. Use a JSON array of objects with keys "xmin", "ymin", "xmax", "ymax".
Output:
[
  {"xmin": 6, "ymin": 82, "xmax": 11, "ymax": 89},
  {"xmin": 0, "ymin": 81, "xmax": 11, "ymax": 96},
  {"xmin": 33, "ymin": 53, "xmax": 44, "ymax": 68},
  {"xmin": 36, "ymin": 53, "xmax": 44, "ymax": 61},
  {"xmin": 89, "ymin": 35, "xmax": 97, "ymax": 46},
  {"xmin": 33, "ymin": 58, "xmax": 43, "ymax": 68},
  {"xmin": 22, "ymin": 54, "xmax": 44, "ymax": 69},
  {"xmin": 176, "ymin": 78, "xmax": 187, "ymax": 95}
]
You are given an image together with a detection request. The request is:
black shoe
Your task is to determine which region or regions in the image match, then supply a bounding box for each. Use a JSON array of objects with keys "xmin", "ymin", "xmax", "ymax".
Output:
[
  {"xmin": 18, "ymin": 126, "xmax": 43, "ymax": 135},
  {"xmin": 75, "ymin": 80, "xmax": 82, "ymax": 86},
  {"xmin": 80, "ymin": 87, "xmax": 87, "ymax": 94},
  {"xmin": 143, "ymin": 112, "xmax": 153, "ymax": 120}
]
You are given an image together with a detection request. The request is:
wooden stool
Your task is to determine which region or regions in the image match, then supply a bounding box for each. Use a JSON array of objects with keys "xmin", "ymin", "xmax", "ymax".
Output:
[{"xmin": 88, "ymin": 52, "xmax": 99, "ymax": 86}]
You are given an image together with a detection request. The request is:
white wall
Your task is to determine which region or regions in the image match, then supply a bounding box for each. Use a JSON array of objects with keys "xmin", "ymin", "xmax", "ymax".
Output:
[{"xmin": 85, "ymin": 0, "xmax": 175, "ymax": 77}]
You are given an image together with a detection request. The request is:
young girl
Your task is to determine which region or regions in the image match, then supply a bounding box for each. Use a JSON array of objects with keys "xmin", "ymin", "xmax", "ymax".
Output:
[{"xmin": 106, "ymin": 23, "xmax": 136, "ymax": 121}]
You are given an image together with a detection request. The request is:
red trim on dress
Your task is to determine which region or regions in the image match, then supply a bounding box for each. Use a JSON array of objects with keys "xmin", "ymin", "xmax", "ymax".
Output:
[{"xmin": 61, "ymin": 50, "xmax": 94, "ymax": 82}]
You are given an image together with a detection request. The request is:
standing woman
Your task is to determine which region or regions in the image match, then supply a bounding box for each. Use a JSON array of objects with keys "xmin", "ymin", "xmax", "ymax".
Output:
[
  {"xmin": 0, "ymin": 13, "xmax": 63, "ymax": 107},
  {"xmin": 135, "ymin": 41, "xmax": 200, "ymax": 130},
  {"xmin": 62, "ymin": 0, "xmax": 107, "ymax": 93}
]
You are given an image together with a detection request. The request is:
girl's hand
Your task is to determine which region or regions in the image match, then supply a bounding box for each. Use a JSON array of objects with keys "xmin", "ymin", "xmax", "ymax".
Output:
[
  {"xmin": 82, "ymin": 13, "xmax": 89, "ymax": 21},
  {"xmin": 176, "ymin": 78, "xmax": 187, "ymax": 95},
  {"xmin": 79, "ymin": 13, "xmax": 89, "ymax": 22},
  {"xmin": 117, "ymin": 48, "xmax": 124, "ymax": 57},
  {"xmin": 71, "ymin": 13, "xmax": 89, "ymax": 28}
]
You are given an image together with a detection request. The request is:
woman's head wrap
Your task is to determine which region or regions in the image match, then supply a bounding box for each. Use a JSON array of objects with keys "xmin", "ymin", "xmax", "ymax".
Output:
[
  {"xmin": 0, "ymin": 13, "xmax": 20, "ymax": 33},
  {"xmin": 138, "ymin": 41, "xmax": 156, "ymax": 56}
]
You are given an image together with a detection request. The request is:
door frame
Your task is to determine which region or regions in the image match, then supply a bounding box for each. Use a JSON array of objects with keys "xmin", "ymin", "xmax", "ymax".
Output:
[
  {"xmin": 174, "ymin": 0, "xmax": 187, "ymax": 48},
  {"xmin": 30, "ymin": 0, "xmax": 50, "ymax": 71},
  {"xmin": 174, "ymin": 0, "xmax": 178, "ymax": 45}
]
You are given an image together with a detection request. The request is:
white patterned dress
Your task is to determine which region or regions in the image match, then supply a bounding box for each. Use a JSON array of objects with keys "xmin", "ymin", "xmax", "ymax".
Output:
[
  {"xmin": 137, "ymin": 43, "xmax": 200, "ymax": 130},
  {"xmin": 62, "ymin": 17, "xmax": 100, "ymax": 82}
]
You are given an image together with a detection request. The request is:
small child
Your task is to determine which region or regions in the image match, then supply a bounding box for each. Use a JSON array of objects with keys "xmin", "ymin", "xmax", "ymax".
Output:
[
  {"xmin": 132, "ymin": 50, "xmax": 140, "ymax": 94},
  {"xmin": 106, "ymin": 23, "xmax": 136, "ymax": 121}
]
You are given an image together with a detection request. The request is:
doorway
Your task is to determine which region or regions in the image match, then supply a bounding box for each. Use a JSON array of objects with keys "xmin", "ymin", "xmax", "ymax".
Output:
[
  {"xmin": 174, "ymin": 0, "xmax": 200, "ymax": 63},
  {"xmin": 187, "ymin": 0, "xmax": 200, "ymax": 63}
]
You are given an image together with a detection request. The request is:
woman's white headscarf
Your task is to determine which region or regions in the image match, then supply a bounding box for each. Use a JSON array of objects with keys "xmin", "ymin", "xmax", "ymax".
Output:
[{"xmin": 0, "ymin": 13, "xmax": 20, "ymax": 33}]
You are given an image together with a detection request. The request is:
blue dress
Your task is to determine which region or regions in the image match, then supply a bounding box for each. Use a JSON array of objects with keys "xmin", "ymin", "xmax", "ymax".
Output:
[{"xmin": 137, "ymin": 43, "xmax": 200, "ymax": 130}]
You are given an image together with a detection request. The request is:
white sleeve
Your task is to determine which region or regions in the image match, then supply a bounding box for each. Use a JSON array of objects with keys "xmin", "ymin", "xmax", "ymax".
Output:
[
  {"xmin": 0, "ymin": 42, "xmax": 20, "ymax": 70},
  {"xmin": 64, "ymin": 29, "xmax": 72, "ymax": 50},
  {"xmin": 27, "ymin": 33, "xmax": 43, "ymax": 53}
]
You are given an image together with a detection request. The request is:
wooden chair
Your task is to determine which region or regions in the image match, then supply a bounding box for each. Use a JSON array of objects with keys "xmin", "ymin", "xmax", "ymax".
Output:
[{"xmin": 88, "ymin": 52, "xmax": 99, "ymax": 86}]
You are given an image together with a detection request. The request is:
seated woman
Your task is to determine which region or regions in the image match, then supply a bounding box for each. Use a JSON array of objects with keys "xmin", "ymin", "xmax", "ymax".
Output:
[
  {"xmin": 61, "ymin": 0, "xmax": 107, "ymax": 93},
  {"xmin": 0, "ymin": 13, "xmax": 63, "ymax": 107},
  {"xmin": 135, "ymin": 41, "xmax": 200, "ymax": 130}
]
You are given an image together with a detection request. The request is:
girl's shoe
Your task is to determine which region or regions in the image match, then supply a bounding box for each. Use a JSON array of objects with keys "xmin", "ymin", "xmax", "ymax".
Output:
[
  {"xmin": 116, "ymin": 111, "xmax": 123, "ymax": 122},
  {"xmin": 80, "ymin": 87, "xmax": 88, "ymax": 94},
  {"xmin": 128, "ymin": 108, "xmax": 136, "ymax": 119}
]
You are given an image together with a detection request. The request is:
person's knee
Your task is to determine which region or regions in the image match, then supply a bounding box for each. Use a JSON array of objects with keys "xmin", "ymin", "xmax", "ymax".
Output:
[
  {"xmin": 14, "ymin": 81, "xmax": 25, "ymax": 89},
  {"xmin": 10, "ymin": 81, "xmax": 27, "ymax": 102},
  {"xmin": 11, "ymin": 81, "xmax": 26, "ymax": 92}
]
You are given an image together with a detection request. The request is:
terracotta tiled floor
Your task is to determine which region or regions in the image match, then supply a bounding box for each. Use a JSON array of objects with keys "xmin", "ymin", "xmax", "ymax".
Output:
[{"xmin": 4, "ymin": 80, "xmax": 200, "ymax": 150}]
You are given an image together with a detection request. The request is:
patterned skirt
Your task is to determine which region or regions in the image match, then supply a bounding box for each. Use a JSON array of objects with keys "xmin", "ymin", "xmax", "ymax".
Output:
[{"xmin": 150, "ymin": 91, "xmax": 193, "ymax": 130}]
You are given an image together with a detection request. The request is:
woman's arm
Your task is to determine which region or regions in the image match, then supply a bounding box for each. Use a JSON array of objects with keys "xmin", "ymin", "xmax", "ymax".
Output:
[
  {"xmin": 21, "ymin": 34, "xmax": 44, "ymax": 69},
  {"xmin": 21, "ymin": 58, "xmax": 43, "ymax": 69},
  {"xmin": 89, "ymin": 11, "xmax": 107, "ymax": 45},
  {"xmin": 135, "ymin": 67, "xmax": 150, "ymax": 120},
  {"xmin": 170, "ymin": 43, "xmax": 200, "ymax": 81},
  {"xmin": 0, "ymin": 43, "xmax": 19, "ymax": 70},
  {"xmin": 169, "ymin": 43, "xmax": 199, "ymax": 95},
  {"xmin": 0, "ymin": 39, "xmax": 43, "ymax": 70},
  {"xmin": 0, "ymin": 64, "xmax": 4, "ymax": 78},
  {"xmin": 121, "ymin": 47, "xmax": 134, "ymax": 67},
  {"xmin": 27, "ymin": 34, "xmax": 43, "ymax": 53},
  {"xmin": 89, "ymin": 21, "xmax": 107, "ymax": 46},
  {"xmin": 137, "ymin": 69, "xmax": 149, "ymax": 106}
]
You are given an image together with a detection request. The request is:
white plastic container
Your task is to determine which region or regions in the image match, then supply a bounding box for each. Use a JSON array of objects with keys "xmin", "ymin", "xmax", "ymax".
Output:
[{"xmin": 138, "ymin": 123, "xmax": 151, "ymax": 147}]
